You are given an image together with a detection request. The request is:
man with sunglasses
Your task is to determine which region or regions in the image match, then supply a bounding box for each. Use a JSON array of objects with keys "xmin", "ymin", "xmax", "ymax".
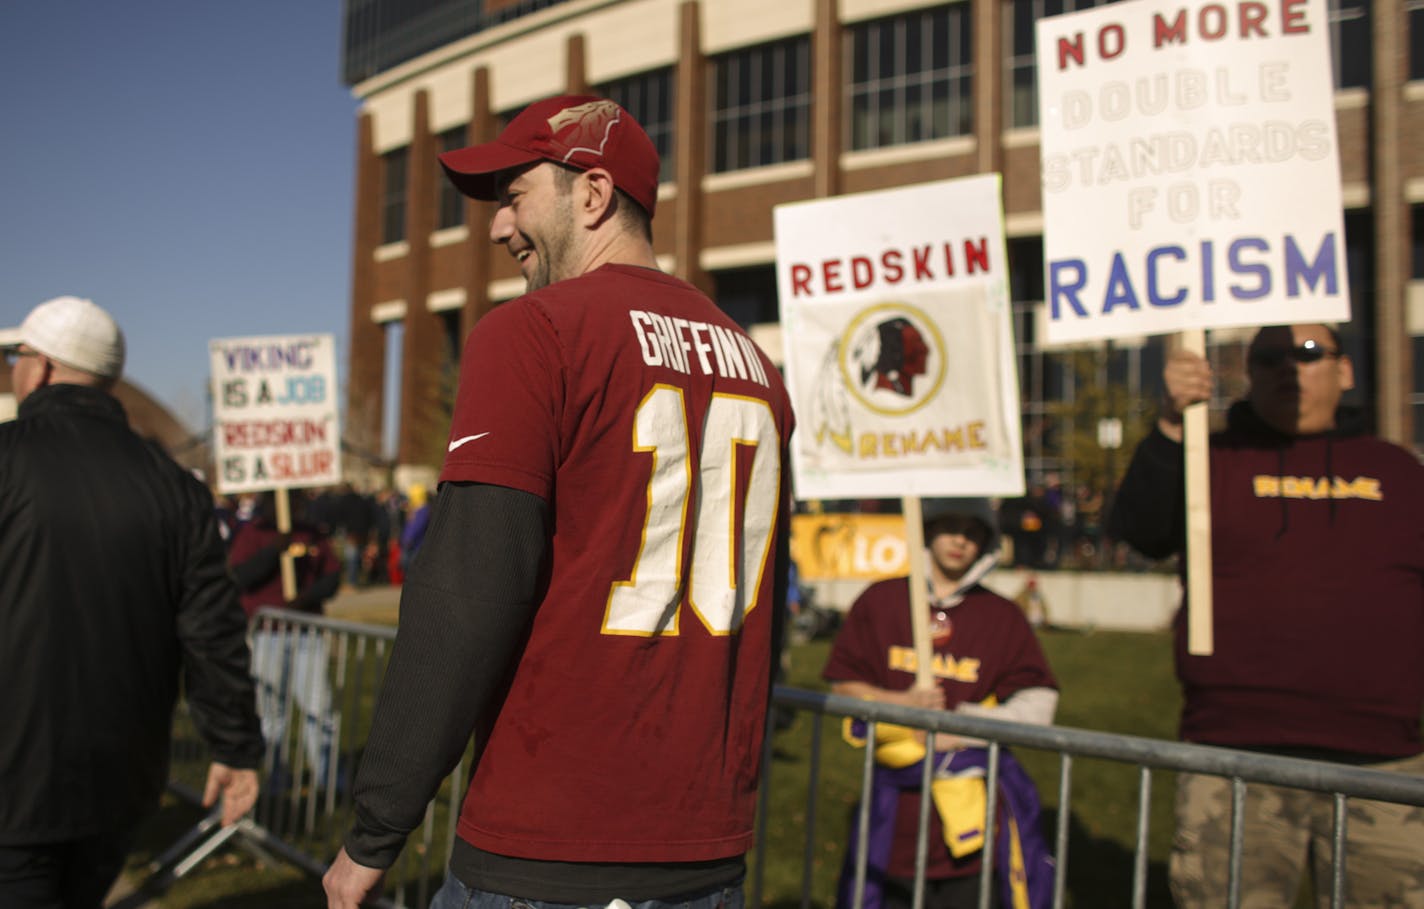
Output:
[
  {"xmin": 0, "ymin": 296, "xmax": 263, "ymax": 907},
  {"xmin": 1110, "ymin": 323, "xmax": 1424, "ymax": 908}
]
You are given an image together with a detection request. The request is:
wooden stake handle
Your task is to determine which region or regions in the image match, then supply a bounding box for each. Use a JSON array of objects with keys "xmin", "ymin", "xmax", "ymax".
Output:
[
  {"xmin": 902, "ymin": 496, "xmax": 936, "ymax": 689},
  {"xmin": 1181, "ymin": 329, "xmax": 1214, "ymax": 655},
  {"xmin": 275, "ymin": 488, "xmax": 297, "ymax": 603}
]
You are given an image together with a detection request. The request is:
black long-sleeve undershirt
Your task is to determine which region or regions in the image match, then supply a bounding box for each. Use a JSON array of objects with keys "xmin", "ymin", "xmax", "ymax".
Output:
[
  {"xmin": 344, "ymin": 481, "xmax": 549, "ymax": 868},
  {"xmin": 344, "ymin": 480, "xmax": 790, "ymax": 900}
]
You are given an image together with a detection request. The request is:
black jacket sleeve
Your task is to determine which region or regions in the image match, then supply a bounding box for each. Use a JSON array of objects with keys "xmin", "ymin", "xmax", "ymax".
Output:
[
  {"xmin": 175, "ymin": 483, "xmax": 264, "ymax": 769},
  {"xmin": 228, "ymin": 541, "xmax": 285, "ymax": 591},
  {"xmin": 344, "ymin": 482, "xmax": 549, "ymax": 869},
  {"xmin": 289, "ymin": 567, "xmax": 341, "ymax": 612},
  {"xmin": 1107, "ymin": 426, "xmax": 1187, "ymax": 559}
]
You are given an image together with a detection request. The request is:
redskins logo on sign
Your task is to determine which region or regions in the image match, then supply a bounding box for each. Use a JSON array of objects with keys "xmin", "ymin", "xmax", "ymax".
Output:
[{"xmin": 838, "ymin": 302, "xmax": 946, "ymax": 416}]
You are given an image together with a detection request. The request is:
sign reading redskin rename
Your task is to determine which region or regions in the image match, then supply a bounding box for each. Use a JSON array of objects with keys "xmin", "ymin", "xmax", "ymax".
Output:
[
  {"xmin": 209, "ymin": 333, "xmax": 342, "ymax": 494},
  {"xmin": 774, "ymin": 175, "xmax": 1025, "ymax": 500}
]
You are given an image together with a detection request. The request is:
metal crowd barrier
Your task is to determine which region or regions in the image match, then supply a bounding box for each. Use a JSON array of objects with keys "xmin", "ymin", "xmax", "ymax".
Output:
[
  {"xmin": 756, "ymin": 687, "xmax": 1424, "ymax": 909},
  {"xmin": 140, "ymin": 614, "xmax": 1424, "ymax": 909},
  {"xmin": 135, "ymin": 608, "xmax": 469, "ymax": 909}
]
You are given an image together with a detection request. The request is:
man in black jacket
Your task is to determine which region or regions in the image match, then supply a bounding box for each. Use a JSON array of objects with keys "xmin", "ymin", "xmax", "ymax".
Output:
[{"xmin": 0, "ymin": 296, "xmax": 264, "ymax": 907}]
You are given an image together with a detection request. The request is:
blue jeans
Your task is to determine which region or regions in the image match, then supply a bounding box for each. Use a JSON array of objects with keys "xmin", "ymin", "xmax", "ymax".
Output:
[{"xmin": 428, "ymin": 872, "xmax": 744, "ymax": 909}]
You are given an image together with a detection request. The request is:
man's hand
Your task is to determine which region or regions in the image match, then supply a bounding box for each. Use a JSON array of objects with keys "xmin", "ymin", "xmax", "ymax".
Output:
[
  {"xmin": 831, "ymin": 680, "xmax": 947, "ymax": 710},
  {"xmin": 1159, "ymin": 349, "xmax": 1213, "ymax": 441},
  {"xmin": 324, "ymin": 847, "xmax": 386, "ymax": 909},
  {"xmin": 891, "ymin": 686, "xmax": 948, "ymax": 711},
  {"xmin": 202, "ymin": 762, "xmax": 259, "ymax": 826},
  {"xmin": 829, "ymin": 681, "xmax": 962, "ymax": 748}
]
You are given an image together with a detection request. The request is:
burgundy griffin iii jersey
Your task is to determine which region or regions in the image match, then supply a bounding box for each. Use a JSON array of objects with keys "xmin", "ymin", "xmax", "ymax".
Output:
[{"xmin": 440, "ymin": 263, "xmax": 795, "ymax": 862}]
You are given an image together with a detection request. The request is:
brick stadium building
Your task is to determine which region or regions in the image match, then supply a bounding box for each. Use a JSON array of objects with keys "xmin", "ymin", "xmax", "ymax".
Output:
[{"xmin": 339, "ymin": 0, "xmax": 1419, "ymax": 491}]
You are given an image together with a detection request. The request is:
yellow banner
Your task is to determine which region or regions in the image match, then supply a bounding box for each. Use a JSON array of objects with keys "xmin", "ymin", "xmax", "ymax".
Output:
[{"xmin": 791, "ymin": 513, "xmax": 910, "ymax": 582}]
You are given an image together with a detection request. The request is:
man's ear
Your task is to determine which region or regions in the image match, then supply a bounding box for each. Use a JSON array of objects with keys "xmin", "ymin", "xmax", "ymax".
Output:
[
  {"xmin": 577, "ymin": 167, "xmax": 617, "ymax": 226},
  {"xmin": 1337, "ymin": 354, "xmax": 1356, "ymax": 392}
]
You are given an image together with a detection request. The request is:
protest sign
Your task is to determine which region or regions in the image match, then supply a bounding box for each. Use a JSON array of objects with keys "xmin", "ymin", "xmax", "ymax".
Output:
[
  {"xmin": 1036, "ymin": 0, "xmax": 1350, "ymax": 654},
  {"xmin": 774, "ymin": 174, "xmax": 1025, "ymax": 501},
  {"xmin": 776, "ymin": 175, "xmax": 1024, "ymax": 687},
  {"xmin": 1037, "ymin": 0, "xmax": 1350, "ymax": 345},
  {"xmin": 210, "ymin": 334, "xmax": 342, "ymax": 495}
]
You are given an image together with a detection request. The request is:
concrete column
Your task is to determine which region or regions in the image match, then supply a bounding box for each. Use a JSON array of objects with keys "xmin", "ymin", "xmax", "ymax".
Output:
[
  {"xmin": 974, "ymin": 0, "xmax": 1003, "ymax": 176},
  {"xmin": 462, "ymin": 67, "xmax": 496, "ymax": 339},
  {"xmin": 674, "ymin": 0, "xmax": 711, "ymax": 294},
  {"xmin": 346, "ymin": 112, "xmax": 385, "ymax": 465},
  {"xmin": 812, "ymin": 0, "xmax": 842, "ymax": 199},
  {"xmin": 396, "ymin": 90, "xmax": 445, "ymax": 468},
  {"xmin": 1372, "ymin": 0, "xmax": 1410, "ymax": 444},
  {"xmin": 567, "ymin": 33, "xmax": 589, "ymax": 93}
]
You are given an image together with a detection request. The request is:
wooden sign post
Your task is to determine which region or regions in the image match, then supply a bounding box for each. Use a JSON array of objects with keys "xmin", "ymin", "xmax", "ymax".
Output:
[
  {"xmin": 274, "ymin": 487, "xmax": 297, "ymax": 603},
  {"xmin": 901, "ymin": 496, "xmax": 936, "ymax": 690},
  {"xmin": 1180, "ymin": 330, "xmax": 1213, "ymax": 655}
]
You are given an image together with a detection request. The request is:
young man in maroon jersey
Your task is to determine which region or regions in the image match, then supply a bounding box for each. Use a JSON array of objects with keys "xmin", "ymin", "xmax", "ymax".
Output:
[
  {"xmin": 325, "ymin": 96, "xmax": 795, "ymax": 909},
  {"xmin": 822, "ymin": 506, "xmax": 1057, "ymax": 909},
  {"xmin": 1110, "ymin": 323, "xmax": 1424, "ymax": 908}
]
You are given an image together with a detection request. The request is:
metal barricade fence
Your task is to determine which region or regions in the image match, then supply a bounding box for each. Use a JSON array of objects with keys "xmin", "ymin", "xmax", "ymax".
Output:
[
  {"xmin": 147, "ymin": 615, "xmax": 1424, "ymax": 909},
  {"xmin": 150, "ymin": 608, "xmax": 469, "ymax": 909},
  {"xmin": 757, "ymin": 686, "xmax": 1424, "ymax": 909}
]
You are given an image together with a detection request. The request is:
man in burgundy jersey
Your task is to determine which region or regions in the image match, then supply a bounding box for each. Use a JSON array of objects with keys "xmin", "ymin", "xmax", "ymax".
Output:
[
  {"xmin": 823, "ymin": 507, "xmax": 1057, "ymax": 909},
  {"xmin": 1110, "ymin": 323, "xmax": 1424, "ymax": 908},
  {"xmin": 325, "ymin": 96, "xmax": 795, "ymax": 909}
]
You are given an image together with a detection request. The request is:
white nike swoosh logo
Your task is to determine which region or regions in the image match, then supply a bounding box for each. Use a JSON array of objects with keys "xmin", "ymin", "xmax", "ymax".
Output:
[{"xmin": 447, "ymin": 432, "xmax": 490, "ymax": 452}]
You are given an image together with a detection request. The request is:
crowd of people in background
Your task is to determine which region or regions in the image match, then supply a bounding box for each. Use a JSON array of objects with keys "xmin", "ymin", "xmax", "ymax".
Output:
[{"xmin": 214, "ymin": 482, "xmax": 431, "ymax": 588}]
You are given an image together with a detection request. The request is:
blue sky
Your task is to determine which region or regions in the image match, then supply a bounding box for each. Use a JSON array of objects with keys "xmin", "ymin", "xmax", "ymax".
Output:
[{"xmin": 0, "ymin": 0, "xmax": 359, "ymax": 429}]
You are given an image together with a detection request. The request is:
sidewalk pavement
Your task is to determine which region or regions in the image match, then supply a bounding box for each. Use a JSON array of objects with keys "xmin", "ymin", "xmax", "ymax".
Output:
[{"xmin": 326, "ymin": 583, "xmax": 403, "ymax": 623}]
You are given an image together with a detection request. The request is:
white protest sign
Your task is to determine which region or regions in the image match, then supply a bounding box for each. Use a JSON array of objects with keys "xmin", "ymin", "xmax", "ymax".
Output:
[
  {"xmin": 210, "ymin": 334, "xmax": 342, "ymax": 494},
  {"xmin": 1037, "ymin": 0, "xmax": 1350, "ymax": 344},
  {"xmin": 774, "ymin": 174, "xmax": 1025, "ymax": 500}
]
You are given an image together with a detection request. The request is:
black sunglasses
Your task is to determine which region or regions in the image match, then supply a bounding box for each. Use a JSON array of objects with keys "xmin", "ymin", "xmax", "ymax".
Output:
[{"xmin": 1248, "ymin": 343, "xmax": 1340, "ymax": 369}]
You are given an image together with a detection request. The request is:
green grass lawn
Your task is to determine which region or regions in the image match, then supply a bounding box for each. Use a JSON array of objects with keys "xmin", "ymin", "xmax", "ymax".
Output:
[{"xmin": 122, "ymin": 627, "xmax": 1184, "ymax": 907}]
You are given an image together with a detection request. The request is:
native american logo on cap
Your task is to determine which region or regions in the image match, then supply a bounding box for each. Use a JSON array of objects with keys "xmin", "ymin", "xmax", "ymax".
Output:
[
  {"xmin": 545, "ymin": 99, "xmax": 625, "ymax": 166},
  {"xmin": 809, "ymin": 301, "xmax": 946, "ymax": 454}
]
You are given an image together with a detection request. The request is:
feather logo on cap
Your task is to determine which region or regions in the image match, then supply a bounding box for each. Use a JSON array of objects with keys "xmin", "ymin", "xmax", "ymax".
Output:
[{"xmin": 546, "ymin": 99, "xmax": 623, "ymax": 164}]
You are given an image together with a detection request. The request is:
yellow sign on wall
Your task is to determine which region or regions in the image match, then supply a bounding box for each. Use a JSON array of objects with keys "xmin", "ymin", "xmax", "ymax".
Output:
[{"xmin": 790, "ymin": 513, "xmax": 910, "ymax": 582}]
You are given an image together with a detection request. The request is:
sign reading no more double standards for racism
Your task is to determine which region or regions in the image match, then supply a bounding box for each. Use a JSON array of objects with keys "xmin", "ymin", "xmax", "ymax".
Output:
[
  {"xmin": 210, "ymin": 334, "xmax": 342, "ymax": 495},
  {"xmin": 774, "ymin": 174, "xmax": 1025, "ymax": 500},
  {"xmin": 1037, "ymin": 0, "xmax": 1350, "ymax": 345}
]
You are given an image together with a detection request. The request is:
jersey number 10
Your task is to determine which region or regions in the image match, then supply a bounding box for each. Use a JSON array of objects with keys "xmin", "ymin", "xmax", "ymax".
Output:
[{"xmin": 604, "ymin": 385, "xmax": 781, "ymax": 637}]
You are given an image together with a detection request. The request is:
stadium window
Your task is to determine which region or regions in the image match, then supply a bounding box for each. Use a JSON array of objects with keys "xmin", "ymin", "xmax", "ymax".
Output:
[
  {"xmin": 1327, "ymin": 0, "xmax": 1369, "ymax": 89},
  {"xmin": 436, "ymin": 127, "xmax": 467, "ymax": 231},
  {"xmin": 846, "ymin": 5, "xmax": 973, "ymax": 151},
  {"xmin": 710, "ymin": 36, "xmax": 812, "ymax": 173},
  {"xmin": 711, "ymin": 265, "xmax": 780, "ymax": 327},
  {"xmin": 1412, "ymin": 1, "xmax": 1424, "ymax": 80},
  {"xmin": 381, "ymin": 146, "xmax": 409, "ymax": 245},
  {"xmin": 1002, "ymin": 0, "xmax": 1119, "ymax": 130},
  {"xmin": 596, "ymin": 68, "xmax": 677, "ymax": 181}
]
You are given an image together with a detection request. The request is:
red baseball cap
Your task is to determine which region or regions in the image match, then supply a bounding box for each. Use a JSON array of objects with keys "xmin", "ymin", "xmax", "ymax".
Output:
[{"xmin": 439, "ymin": 94, "xmax": 660, "ymax": 216}]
